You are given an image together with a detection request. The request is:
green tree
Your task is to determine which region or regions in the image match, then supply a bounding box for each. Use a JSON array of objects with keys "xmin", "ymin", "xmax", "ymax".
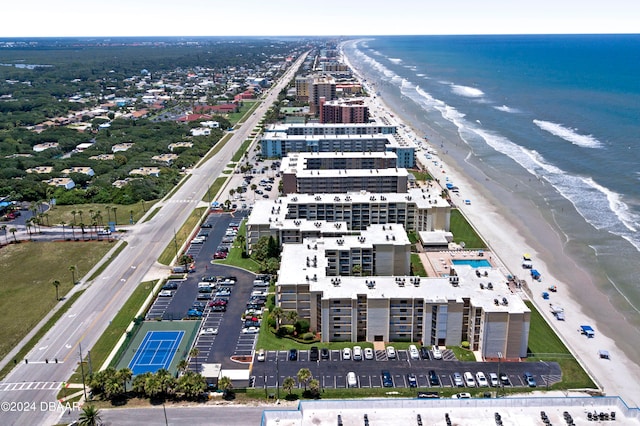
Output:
[
  {"xmin": 297, "ymin": 368, "xmax": 312, "ymax": 391},
  {"xmin": 52, "ymin": 280, "xmax": 60, "ymax": 301},
  {"xmin": 118, "ymin": 367, "xmax": 132, "ymax": 393},
  {"xmin": 177, "ymin": 359, "xmax": 189, "ymax": 375},
  {"xmin": 177, "ymin": 371, "xmax": 206, "ymax": 399},
  {"xmin": 143, "ymin": 373, "xmax": 163, "ymax": 398},
  {"xmin": 218, "ymin": 375, "xmax": 233, "ymax": 398},
  {"xmin": 282, "ymin": 376, "xmax": 296, "ymax": 395},
  {"xmin": 69, "ymin": 265, "xmax": 77, "ymax": 285},
  {"xmin": 132, "ymin": 372, "xmax": 151, "ymax": 396},
  {"xmin": 78, "ymin": 404, "xmax": 101, "ymax": 426},
  {"xmin": 189, "ymin": 347, "xmax": 200, "ymax": 374},
  {"xmin": 270, "ymin": 306, "xmax": 283, "ymax": 331},
  {"xmin": 9, "ymin": 227, "xmax": 17, "ymax": 243},
  {"xmin": 286, "ymin": 310, "xmax": 298, "ymax": 326},
  {"xmin": 309, "ymin": 378, "xmax": 320, "ymax": 396},
  {"xmin": 156, "ymin": 368, "xmax": 176, "ymax": 396}
]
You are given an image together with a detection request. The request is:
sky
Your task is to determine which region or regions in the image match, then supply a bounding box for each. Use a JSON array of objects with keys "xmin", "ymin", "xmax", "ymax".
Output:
[{"xmin": 3, "ymin": 0, "xmax": 639, "ymax": 38}]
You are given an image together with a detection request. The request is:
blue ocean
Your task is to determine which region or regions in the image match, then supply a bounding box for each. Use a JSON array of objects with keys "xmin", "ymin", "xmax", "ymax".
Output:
[{"xmin": 342, "ymin": 34, "xmax": 640, "ymax": 352}]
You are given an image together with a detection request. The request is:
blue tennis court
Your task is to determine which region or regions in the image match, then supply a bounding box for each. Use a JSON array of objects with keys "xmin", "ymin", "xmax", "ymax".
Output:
[{"xmin": 128, "ymin": 330, "xmax": 185, "ymax": 375}]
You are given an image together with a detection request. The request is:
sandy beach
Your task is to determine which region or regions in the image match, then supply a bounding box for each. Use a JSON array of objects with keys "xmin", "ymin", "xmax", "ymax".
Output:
[{"xmin": 342, "ymin": 46, "xmax": 640, "ymax": 408}]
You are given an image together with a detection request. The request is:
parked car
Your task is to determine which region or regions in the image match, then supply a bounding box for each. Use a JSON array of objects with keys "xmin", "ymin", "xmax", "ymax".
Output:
[
  {"xmin": 342, "ymin": 347, "xmax": 352, "ymax": 360},
  {"xmin": 431, "ymin": 345, "xmax": 443, "ymax": 360},
  {"xmin": 201, "ymin": 223, "xmax": 212, "ymax": 228},
  {"xmin": 158, "ymin": 290, "xmax": 173, "ymax": 297},
  {"xmin": 407, "ymin": 373, "xmax": 418, "ymax": 388},
  {"xmin": 320, "ymin": 347, "xmax": 330, "ymax": 360},
  {"xmin": 162, "ymin": 282, "xmax": 178, "ymax": 290},
  {"xmin": 382, "ymin": 370, "xmax": 393, "ymax": 387},
  {"xmin": 288, "ymin": 349, "xmax": 298, "ymax": 361},
  {"xmin": 200, "ymin": 327, "xmax": 218, "ymax": 335},
  {"xmin": 463, "ymin": 372, "xmax": 476, "ymax": 387},
  {"xmin": 309, "ymin": 346, "xmax": 319, "ymax": 362},
  {"xmin": 353, "ymin": 346, "xmax": 363, "ymax": 361},
  {"xmin": 452, "ymin": 392, "xmax": 472, "ymax": 399},
  {"xmin": 347, "ymin": 372, "xmax": 357, "ymax": 388},
  {"xmin": 408, "ymin": 344, "xmax": 420, "ymax": 360},
  {"xmin": 523, "ymin": 372, "xmax": 537, "ymax": 387},
  {"xmin": 187, "ymin": 309, "xmax": 202, "ymax": 317},
  {"xmin": 256, "ymin": 349, "xmax": 265, "ymax": 362},
  {"xmin": 500, "ymin": 373, "xmax": 510, "ymax": 386},
  {"xmin": 453, "ymin": 372, "xmax": 464, "ymax": 387},
  {"xmin": 429, "ymin": 370, "xmax": 440, "ymax": 386},
  {"xmin": 476, "ymin": 372, "xmax": 489, "ymax": 387},
  {"xmin": 420, "ymin": 346, "xmax": 430, "ymax": 359},
  {"xmin": 364, "ymin": 347, "xmax": 374, "ymax": 360},
  {"xmin": 489, "ymin": 372, "xmax": 499, "ymax": 387},
  {"xmin": 213, "ymin": 251, "xmax": 228, "ymax": 259},
  {"xmin": 243, "ymin": 326, "xmax": 259, "ymax": 334},
  {"xmin": 386, "ymin": 346, "xmax": 397, "ymax": 359}
]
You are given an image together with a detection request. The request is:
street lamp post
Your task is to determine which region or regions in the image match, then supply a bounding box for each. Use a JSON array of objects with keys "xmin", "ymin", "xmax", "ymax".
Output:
[
  {"xmin": 497, "ymin": 351, "xmax": 503, "ymax": 397},
  {"xmin": 276, "ymin": 355, "xmax": 280, "ymax": 399}
]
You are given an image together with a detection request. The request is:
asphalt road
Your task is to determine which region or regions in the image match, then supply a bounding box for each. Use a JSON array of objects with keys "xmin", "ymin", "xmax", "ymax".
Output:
[{"xmin": 0, "ymin": 52, "xmax": 308, "ymax": 426}]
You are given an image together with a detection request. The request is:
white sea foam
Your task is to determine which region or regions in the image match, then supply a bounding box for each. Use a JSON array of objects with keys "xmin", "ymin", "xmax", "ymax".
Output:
[
  {"xmin": 388, "ymin": 58, "xmax": 402, "ymax": 64},
  {"xmin": 494, "ymin": 105, "xmax": 520, "ymax": 113},
  {"xmin": 451, "ymin": 84, "xmax": 484, "ymax": 98},
  {"xmin": 533, "ymin": 119, "xmax": 603, "ymax": 149},
  {"xmin": 416, "ymin": 73, "xmax": 426, "ymax": 77}
]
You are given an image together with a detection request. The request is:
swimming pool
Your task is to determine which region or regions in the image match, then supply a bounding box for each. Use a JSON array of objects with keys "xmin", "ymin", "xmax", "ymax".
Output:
[{"xmin": 452, "ymin": 259, "xmax": 491, "ymax": 268}]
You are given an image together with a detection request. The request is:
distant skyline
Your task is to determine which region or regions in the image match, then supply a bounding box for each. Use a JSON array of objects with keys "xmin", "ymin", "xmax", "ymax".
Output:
[{"xmin": 3, "ymin": 0, "xmax": 639, "ymax": 38}]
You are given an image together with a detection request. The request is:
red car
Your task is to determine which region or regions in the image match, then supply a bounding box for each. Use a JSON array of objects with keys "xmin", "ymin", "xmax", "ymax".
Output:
[{"xmin": 213, "ymin": 251, "xmax": 228, "ymax": 259}]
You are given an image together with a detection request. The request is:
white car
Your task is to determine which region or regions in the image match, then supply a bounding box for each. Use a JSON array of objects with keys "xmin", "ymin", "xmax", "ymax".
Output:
[
  {"xmin": 347, "ymin": 371, "xmax": 357, "ymax": 387},
  {"xmin": 488, "ymin": 372, "xmax": 499, "ymax": 387},
  {"xmin": 464, "ymin": 372, "xmax": 476, "ymax": 387},
  {"xmin": 408, "ymin": 344, "xmax": 420, "ymax": 360},
  {"xmin": 200, "ymin": 327, "xmax": 218, "ymax": 335},
  {"xmin": 242, "ymin": 326, "xmax": 259, "ymax": 334},
  {"xmin": 256, "ymin": 349, "xmax": 265, "ymax": 362},
  {"xmin": 158, "ymin": 290, "xmax": 173, "ymax": 297},
  {"xmin": 431, "ymin": 345, "xmax": 442, "ymax": 360},
  {"xmin": 452, "ymin": 372, "xmax": 464, "ymax": 387},
  {"xmin": 364, "ymin": 347, "xmax": 374, "ymax": 360},
  {"xmin": 342, "ymin": 347, "xmax": 352, "ymax": 360},
  {"xmin": 452, "ymin": 392, "xmax": 472, "ymax": 399},
  {"xmin": 386, "ymin": 346, "xmax": 397, "ymax": 359},
  {"xmin": 353, "ymin": 346, "xmax": 363, "ymax": 361},
  {"xmin": 476, "ymin": 371, "xmax": 488, "ymax": 387}
]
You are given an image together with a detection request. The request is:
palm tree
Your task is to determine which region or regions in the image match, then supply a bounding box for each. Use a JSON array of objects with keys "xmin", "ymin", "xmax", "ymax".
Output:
[
  {"xmin": 132, "ymin": 372, "xmax": 151, "ymax": 396},
  {"xmin": 52, "ymin": 280, "xmax": 60, "ymax": 301},
  {"xmin": 282, "ymin": 376, "xmax": 296, "ymax": 396},
  {"xmin": 189, "ymin": 347, "xmax": 200, "ymax": 373},
  {"xmin": 270, "ymin": 306, "xmax": 284, "ymax": 331},
  {"xmin": 218, "ymin": 375, "xmax": 233, "ymax": 398},
  {"xmin": 9, "ymin": 227, "xmax": 17, "ymax": 243},
  {"xmin": 60, "ymin": 221, "xmax": 66, "ymax": 240},
  {"xmin": 118, "ymin": 367, "xmax": 132, "ymax": 393},
  {"xmin": 286, "ymin": 310, "xmax": 298, "ymax": 326},
  {"xmin": 71, "ymin": 210, "xmax": 77, "ymax": 225},
  {"xmin": 143, "ymin": 374, "xmax": 163, "ymax": 399},
  {"xmin": 69, "ymin": 265, "xmax": 77, "ymax": 285},
  {"xmin": 78, "ymin": 404, "xmax": 101, "ymax": 426},
  {"xmin": 155, "ymin": 368, "xmax": 176, "ymax": 396},
  {"xmin": 309, "ymin": 378, "xmax": 320, "ymax": 396},
  {"xmin": 177, "ymin": 371, "xmax": 206, "ymax": 399},
  {"xmin": 297, "ymin": 368, "xmax": 312, "ymax": 391},
  {"xmin": 78, "ymin": 210, "xmax": 84, "ymax": 224},
  {"xmin": 177, "ymin": 359, "xmax": 189, "ymax": 375},
  {"xmin": 26, "ymin": 221, "xmax": 33, "ymax": 240}
]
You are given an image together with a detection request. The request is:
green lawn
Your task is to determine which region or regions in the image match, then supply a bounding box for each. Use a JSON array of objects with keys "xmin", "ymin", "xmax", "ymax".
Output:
[
  {"xmin": 410, "ymin": 253, "xmax": 427, "ymax": 277},
  {"xmin": 525, "ymin": 301, "xmax": 595, "ymax": 390},
  {"xmin": 202, "ymin": 177, "xmax": 228, "ymax": 203},
  {"xmin": 0, "ymin": 241, "xmax": 113, "ymax": 360},
  {"xmin": 212, "ymin": 220, "xmax": 262, "ymax": 272},
  {"xmin": 231, "ymin": 139, "xmax": 253, "ymax": 162},
  {"xmin": 228, "ymin": 101, "xmax": 259, "ymax": 125},
  {"xmin": 450, "ymin": 209, "xmax": 486, "ymax": 249}
]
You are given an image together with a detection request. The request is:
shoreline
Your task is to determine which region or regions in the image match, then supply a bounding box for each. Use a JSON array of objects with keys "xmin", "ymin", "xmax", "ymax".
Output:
[{"xmin": 341, "ymin": 42, "xmax": 640, "ymax": 407}]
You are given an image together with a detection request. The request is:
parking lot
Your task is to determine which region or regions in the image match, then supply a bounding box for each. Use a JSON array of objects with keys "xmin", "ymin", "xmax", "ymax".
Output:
[{"xmin": 250, "ymin": 347, "xmax": 561, "ymax": 391}]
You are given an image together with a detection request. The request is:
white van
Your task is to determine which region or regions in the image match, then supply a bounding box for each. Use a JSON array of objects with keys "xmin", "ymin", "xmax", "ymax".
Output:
[
  {"xmin": 464, "ymin": 371, "xmax": 476, "ymax": 387},
  {"xmin": 408, "ymin": 344, "xmax": 420, "ymax": 360},
  {"xmin": 347, "ymin": 371, "xmax": 357, "ymax": 387},
  {"xmin": 431, "ymin": 345, "xmax": 443, "ymax": 360},
  {"xmin": 353, "ymin": 346, "xmax": 363, "ymax": 361}
]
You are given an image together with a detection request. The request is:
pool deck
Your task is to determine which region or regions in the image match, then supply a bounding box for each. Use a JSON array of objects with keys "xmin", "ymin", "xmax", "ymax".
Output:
[{"xmin": 421, "ymin": 250, "xmax": 495, "ymax": 278}]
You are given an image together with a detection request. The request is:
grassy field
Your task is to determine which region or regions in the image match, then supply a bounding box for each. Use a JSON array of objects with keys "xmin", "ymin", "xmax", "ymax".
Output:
[
  {"xmin": 228, "ymin": 101, "xmax": 259, "ymax": 125},
  {"xmin": 203, "ymin": 177, "xmax": 228, "ymax": 203},
  {"xmin": 157, "ymin": 207, "xmax": 207, "ymax": 266},
  {"xmin": 213, "ymin": 221, "xmax": 262, "ymax": 272},
  {"xmin": 450, "ymin": 209, "xmax": 486, "ymax": 249},
  {"xmin": 44, "ymin": 201, "xmax": 157, "ymax": 227},
  {"xmin": 231, "ymin": 139, "xmax": 253, "ymax": 162},
  {"xmin": 410, "ymin": 253, "xmax": 427, "ymax": 277},
  {"xmin": 0, "ymin": 241, "xmax": 113, "ymax": 360}
]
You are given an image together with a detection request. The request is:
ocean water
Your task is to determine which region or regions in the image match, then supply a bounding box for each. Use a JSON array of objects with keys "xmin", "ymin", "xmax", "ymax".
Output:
[{"xmin": 342, "ymin": 35, "xmax": 640, "ymax": 340}]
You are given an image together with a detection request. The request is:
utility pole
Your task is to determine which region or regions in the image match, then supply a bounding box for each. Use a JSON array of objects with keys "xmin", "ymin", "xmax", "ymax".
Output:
[
  {"xmin": 79, "ymin": 342, "xmax": 88, "ymax": 400},
  {"xmin": 497, "ymin": 351, "xmax": 502, "ymax": 397}
]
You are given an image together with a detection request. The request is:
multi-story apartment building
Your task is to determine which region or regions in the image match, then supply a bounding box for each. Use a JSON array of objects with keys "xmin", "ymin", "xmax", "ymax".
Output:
[
  {"xmin": 319, "ymin": 98, "xmax": 369, "ymax": 124},
  {"xmin": 263, "ymin": 122, "xmax": 398, "ymax": 136},
  {"xmin": 308, "ymin": 75, "xmax": 336, "ymax": 115},
  {"xmin": 280, "ymin": 152, "xmax": 409, "ymax": 195},
  {"xmin": 276, "ymin": 230, "xmax": 530, "ymax": 359},
  {"xmin": 245, "ymin": 187, "xmax": 451, "ymax": 251},
  {"xmin": 294, "ymin": 75, "xmax": 310, "ymax": 102},
  {"xmin": 261, "ymin": 132, "xmax": 415, "ymax": 168}
]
